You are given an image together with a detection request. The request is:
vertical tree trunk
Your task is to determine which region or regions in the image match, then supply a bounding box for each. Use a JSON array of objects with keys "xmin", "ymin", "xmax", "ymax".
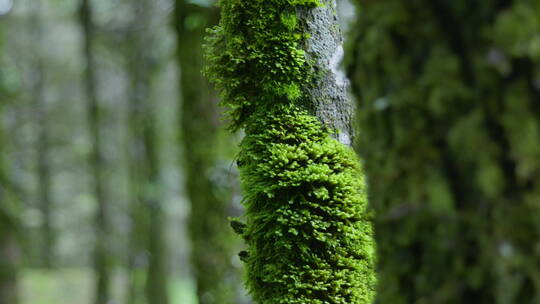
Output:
[
  {"xmin": 125, "ymin": 1, "xmax": 169, "ymax": 303},
  {"xmin": 205, "ymin": 0, "xmax": 376, "ymax": 303},
  {"xmin": 0, "ymin": 39, "xmax": 19, "ymax": 303},
  {"xmin": 32, "ymin": 1, "xmax": 54, "ymax": 268},
  {"xmin": 0, "ymin": 227, "xmax": 18, "ymax": 304},
  {"xmin": 347, "ymin": 1, "xmax": 540, "ymax": 303},
  {"xmin": 79, "ymin": 1, "xmax": 111, "ymax": 303},
  {"xmin": 35, "ymin": 71, "xmax": 54, "ymax": 269},
  {"xmin": 174, "ymin": 2, "xmax": 241, "ymax": 303}
]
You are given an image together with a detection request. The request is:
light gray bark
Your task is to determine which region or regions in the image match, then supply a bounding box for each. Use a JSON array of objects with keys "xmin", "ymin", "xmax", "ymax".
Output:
[{"xmin": 300, "ymin": 0, "xmax": 354, "ymax": 146}]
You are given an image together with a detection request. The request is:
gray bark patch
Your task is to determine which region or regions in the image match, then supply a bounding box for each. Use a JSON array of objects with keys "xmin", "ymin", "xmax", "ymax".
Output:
[{"xmin": 299, "ymin": 0, "xmax": 354, "ymax": 146}]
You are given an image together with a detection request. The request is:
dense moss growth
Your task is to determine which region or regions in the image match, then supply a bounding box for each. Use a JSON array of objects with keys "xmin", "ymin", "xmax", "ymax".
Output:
[
  {"xmin": 206, "ymin": 0, "xmax": 375, "ymax": 303},
  {"xmin": 205, "ymin": 0, "xmax": 320, "ymax": 129},
  {"xmin": 236, "ymin": 110, "xmax": 375, "ymax": 303},
  {"xmin": 347, "ymin": 1, "xmax": 540, "ymax": 303}
]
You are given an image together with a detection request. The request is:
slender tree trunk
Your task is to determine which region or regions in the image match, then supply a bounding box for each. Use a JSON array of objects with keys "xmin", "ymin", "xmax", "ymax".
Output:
[
  {"xmin": 0, "ymin": 69, "xmax": 19, "ymax": 304},
  {"xmin": 347, "ymin": 1, "xmax": 540, "ymax": 303},
  {"xmin": 125, "ymin": 1, "xmax": 169, "ymax": 304},
  {"xmin": 79, "ymin": 1, "xmax": 111, "ymax": 303},
  {"xmin": 0, "ymin": 228, "xmax": 18, "ymax": 304},
  {"xmin": 174, "ymin": 2, "xmax": 242, "ymax": 303},
  {"xmin": 205, "ymin": 0, "xmax": 375, "ymax": 303},
  {"xmin": 35, "ymin": 74, "xmax": 54, "ymax": 269},
  {"xmin": 32, "ymin": 1, "xmax": 54, "ymax": 268}
]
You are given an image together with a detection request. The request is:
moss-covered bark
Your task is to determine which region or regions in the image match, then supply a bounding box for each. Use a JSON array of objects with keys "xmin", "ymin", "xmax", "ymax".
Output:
[
  {"xmin": 174, "ymin": 2, "xmax": 242, "ymax": 303},
  {"xmin": 347, "ymin": 1, "xmax": 540, "ymax": 303},
  {"xmin": 205, "ymin": 0, "xmax": 375, "ymax": 303}
]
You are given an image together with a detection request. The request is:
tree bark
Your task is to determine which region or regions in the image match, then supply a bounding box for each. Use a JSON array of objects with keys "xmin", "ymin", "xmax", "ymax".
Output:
[
  {"xmin": 299, "ymin": 2, "xmax": 354, "ymax": 145},
  {"xmin": 347, "ymin": 1, "xmax": 540, "ymax": 303},
  {"xmin": 205, "ymin": 0, "xmax": 376, "ymax": 302},
  {"xmin": 79, "ymin": 1, "xmax": 111, "ymax": 303},
  {"xmin": 174, "ymin": 2, "xmax": 242, "ymax": 303},
  {"xmin": 124, "ymin": 1, "xmax": 169, "ymax": 303}
]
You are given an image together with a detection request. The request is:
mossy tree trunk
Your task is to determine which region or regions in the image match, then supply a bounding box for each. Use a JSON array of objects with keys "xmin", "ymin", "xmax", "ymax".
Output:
[
  {"xmin": 205, "ymin": 0, "xmax": 376, "ymax": 303},
  {"xmin": 174, "ymin": 2, "xmax": 241, "ymax": 303},
  {"xmin": 125, "ymin": 1, "xmax": 169, "ymax": 303},
  {"xmin": 347, "ymin": 1, "xmax": 540, "ymax": 303},
  {"xmin": 79, "ymin": 1, "xmax": 111, "ymax": 303}
]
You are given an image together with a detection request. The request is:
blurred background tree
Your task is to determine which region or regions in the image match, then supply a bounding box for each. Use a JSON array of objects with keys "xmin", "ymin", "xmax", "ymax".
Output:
[
  {"xmin": 347, "ymin": 1, "xmax": 540, "ymax": 303},
  {"xmin": 78, "ymin": 0, "xmax": 113, "ymax": 302},
  {"xmin": 174, "ymin": 1, "xmax": 245, "ymax": 303},
  {"xmin": 0, "ymin": 13, "xmax": 21, "ymax": 303}
]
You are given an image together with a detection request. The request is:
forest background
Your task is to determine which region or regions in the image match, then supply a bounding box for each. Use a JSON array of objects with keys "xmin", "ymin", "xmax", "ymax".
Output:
[{"xmin": 4, "ymin": 0, "xmax": 539, "ymax": 303}]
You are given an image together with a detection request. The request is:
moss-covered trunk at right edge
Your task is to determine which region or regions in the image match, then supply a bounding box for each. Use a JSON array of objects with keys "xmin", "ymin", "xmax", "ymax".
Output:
[
  {"xmin": 205, "ymin": 0, "xmax": 376, "ymax": 303},
  {"xmin": 347, "ymin": 1, "xmax": 540, "ymax": 303}
]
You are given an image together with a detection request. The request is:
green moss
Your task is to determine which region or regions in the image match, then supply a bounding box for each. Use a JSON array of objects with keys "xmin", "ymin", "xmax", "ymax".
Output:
[
  {"xmin": 205, "ymin": 0, "xmax": 375, "ymax": 303},
  {"xmin": 236, "ymin": 110, "xmax": 375, "ymax": 303},
  {"xmin": 204, "ymin": 0, "xmax": 320, "ymax": 129}
]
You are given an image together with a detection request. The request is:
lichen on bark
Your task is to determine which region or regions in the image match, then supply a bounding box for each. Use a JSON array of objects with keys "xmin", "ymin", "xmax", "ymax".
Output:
[{"xmin": 205, "ymin": 0, "xmax": 375, "ymax": 303}]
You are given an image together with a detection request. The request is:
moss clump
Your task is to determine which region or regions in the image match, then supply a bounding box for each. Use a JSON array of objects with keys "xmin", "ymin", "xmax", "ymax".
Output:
[
  {"xmin": 205, "ymin": 0, "xmax": 375, "ymax": 303},
  {"xmin": 205, "ymin": 0, "xmax": 320, "ymax": 129},
  {"xmin": 237, "ymin": 110, "xmax": 375, "ymax": 303}
]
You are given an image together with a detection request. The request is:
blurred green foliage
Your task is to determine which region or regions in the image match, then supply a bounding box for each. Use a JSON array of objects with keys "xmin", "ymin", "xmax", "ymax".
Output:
[
  {"xmin": 20, "ymin": 269, "xmax": 198, "ymax": 304},
  {"xmin": 347, "ymin": 0, "xmax": 540, "ymax": 303}
]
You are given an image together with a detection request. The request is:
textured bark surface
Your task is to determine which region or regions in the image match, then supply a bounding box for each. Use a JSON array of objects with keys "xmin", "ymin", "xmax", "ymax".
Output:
[
  {"xmin": 300, "ymin": 0, "xmax": 354, "ymax": 145},
  {"xmin": 175, "ymin": 2, "xmax": 241, "ymax": 303},
  {"xmin": 347, "ymin": 1, "xmax": 540, "ymax": 303},
  {"xmin": 79, "ymin": 1, "xmax": 111, "ymax": 303}
]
